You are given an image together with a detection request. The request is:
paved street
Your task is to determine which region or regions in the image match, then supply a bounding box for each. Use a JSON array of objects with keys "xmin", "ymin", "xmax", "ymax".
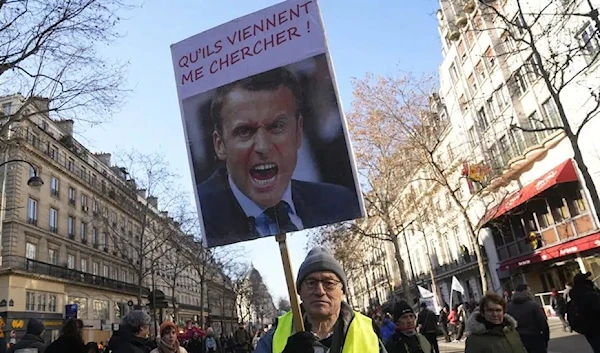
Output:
[{"xmin": 438, "ymin": 318, "xmax": 593, "ymax": 353}]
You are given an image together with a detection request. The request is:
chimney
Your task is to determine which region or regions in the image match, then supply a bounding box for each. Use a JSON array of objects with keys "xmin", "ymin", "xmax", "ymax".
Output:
[
  {"xmin": 55, "ymin": 119, "xmax": 74, "ymax": 136},
  {"xmin": 160, "ymin": 211, "xmax": 169, "ymax": 217},
  {"xmin": 147, "ymin": 196, "xmax": 158, "ymax": 208},
  {"xmin": 95, "ymin": 153, "xmax": 111, "ymax": 167},
  {"xmin": 31, "ymin": 96, "xmax": 51, "ymax": 114},
  {"xmin": 136, "ymin": 189, "xmax": 147, "ymax": 198}
]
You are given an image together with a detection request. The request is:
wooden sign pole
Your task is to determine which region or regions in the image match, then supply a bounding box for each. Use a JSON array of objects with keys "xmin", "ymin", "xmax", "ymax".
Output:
[{"xmin": 276, "ymin": 233, "xmax": 305, "ymax": 332}]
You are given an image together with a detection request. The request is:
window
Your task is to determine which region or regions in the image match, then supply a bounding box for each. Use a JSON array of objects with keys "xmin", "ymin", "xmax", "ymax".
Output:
[
  {"xmin": 80, "ymin": 166, "xmax": 87, "ymax": 181},
  {"xmin": 48, "ymin": 294, "xmax": 57, "ymax": 312},
  {"xmin": 93, "ymin": 300, "xmax": 110, "ymax": 320},
  {"xmin": 475, "ymin": 61, "xmax": 486, "ymax": 82},
  {"xmin": 457, "ymin": 40, "xmax": 467, "ymax": 62},
  {"xmin": 459, "ymin": 94, "xmax": 468, "ymax": 113},
  {"xmin": 103, "ymin": 265, "xmax": 109, "ymax": 278},
  {"xmin": 468, "ymin": 74, "xmax": 478, "ymax": 93},
  {"xmin": 48, "ymin": 249, "xmax": 57, "ymax": 265},
  {"xmin": 449, "ymin": 63, "xmax": 459, "ymax": 83},
  {"xmin": 92, "ymin": 174, "xmax": 97, "ymax": 186},
  {"xmin": 579, "ymin": 23, "xmax": 600, "ymax": 59},
  {"xmin": 27, "ymin": 198, "xmax": 38, "ymax": 225},
  {"xmin": 81, "ymin": 258, "xmax": 87, "ymax": 272},
  {"xmin": 2, "ymin": 102, "xmax": 12, "ymax": 115},
  {"xmin": 26, "ymin": 242, "xmax": 36, "ymax": 260},
  {"xmin": 92, "ymin": 199, "xmax": 98, "ymax": 213},
  {"xmin": 26, "ymin": 292, "xmax": 36, "ymax": 311},
  {"xmin": 37, "ymin": 292, "xmax": 46, "ymax": 311},
  {"xmin": 80, "ymin": 222, "xmax": 87, "ymax": 242},
  {"xmin": 29, "ymin": 165, "xmax": 37, "ymax": 179},
  {"xmin": 67, "ymin": 254, "xmax": 75, "ymax": 269},
  {"xmin": 49, "ymin": 145, "xmax": 58, "ymax": 161},
  {"xmin": 68, "ymin": 216, "xmax": 75, "ymax": 238},
  {"xmin": 93, "ymin": 262, "xmax": 99, "ymax": 276},
  {"xmin": 92, "ymin": 227, "xmax": 98, "ymax": 246},
  {"xmin": 514, "ymin": 11, "xmax": 526, "ymax": 36},
  {"xmin": 484, "ymin": 47, "xmax": 496, "ymax": 69},
  {"xmin": 476, "ymin": 107, "xmax": 489, "ymax": 131},
  {"xmin": 49, "ymin": 208, "xmax": 58, "ymax": 233},
  {"xmin": 509, "ymin": 68, "xmax": 529, "ymax": 97},
  {"xmin": 467, "ymin": 127, "xmax": 477, "ymax": 147},
  {"xmin": 103, "ymin": 233, "xmax": 108, "ymax": 250},
  {"xmin": 526, "ymin": 55, "xmax": 542, "ymax": 80},
  {"xmin": 50, "ymin": 176, "xmax": 59, "ymax": 197},
  {"xmin": 67, "ymin": 158, "xmax": 74, "ymax": 172},
  {"xmin": 541, "ymin": 99, "xmax": 561, "ymax": 128},
  {"xmin": 68, "ymin": 187, "xmax": 76, "ymax": 206},
  {"xmin": 81, "ymin": 194, "xmax": 88, "ymax": 212},
  {"xmin": 494, "ymin": 85, "xmax": 509, "ymax": 110}
]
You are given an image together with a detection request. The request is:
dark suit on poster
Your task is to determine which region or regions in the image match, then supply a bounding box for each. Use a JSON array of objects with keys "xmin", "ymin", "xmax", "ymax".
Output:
[{"xmin": 197, "ymin": 169, "xmax": 361, "ymax": 247}]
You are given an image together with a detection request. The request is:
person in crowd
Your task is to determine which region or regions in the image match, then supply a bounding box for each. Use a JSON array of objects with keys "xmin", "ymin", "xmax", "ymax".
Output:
[
  {"xmin": 380, "ymin": 312, "xmax": 396, "ymax": 344},
  {"xmin": 503, "ymin": 290, "xmax": 513, "ymax": 303},
  {"xmin": 453, "ymin": 304, "xmax": 467, "ymax": 342},
  {"xmin": 110, "ymin": 310, "xmax": 152, "ymax": 353},
  {"xmin": 204, "ymin": 327, "xmax": 220, "ymax": 353},
  {"xmin": 85, "ymin": 342, "xmax": 100, "ymax": 353},
  {"xmin": 506, "ymin": 284, "xmax": 549, "ymax": 353},
  {"xmin": 8, "ymin": 318, "xmax": 47, "ymax": 353},
  {"xmin": 438, "ymin": 304, "xmax": 451, "ymax": 343},
  {"xmin": 185, "ymin": 331, "xmax": 202, "ymax": 353},
  {"xmin": 252, "ymin": 331, "xmax": 262, "ymax": 351},
  {"xmin": 98, "ymin": 341, "xmax": 105, "ymax": 352},
  {"xmin": 447, "ymin": 304, "xmax": 458, "ymax": 340},
  {"xmin": 225, "ymin": 334, "xmax": 235, "ymax": 353},
  {"xmin": 150, "ymin": 321, "xmax": 187, "ymax": 353},
  {"xmin": 568, "ymin": 272, "xmax": 600, "ymax": 353},
  {"xmin": 45, "ymin": 319, "xmax": 86, "ymax": 353},
  {"xmin": 218, "ymin": 333, "xmax": 226, "ymax": 353},
  {"xmin": 417, "ymin": 302, "xmax": 438, "ymax": 353},
  {"xmin": 255, "ymin": 246, "xmax": 385, "ymax": 353},
  {"xmin": 464, "ymin": 293, "xmax": 527, "ymax": 353},
  {"xmin": 233, "ymin": 324, "xmax": 250, "ymax": 353},
  {"xmin": 550, "ymin": 288, "xmax": 569, "ymax": 332},
  {"xmin": 385, "ymin": 301, "xmax": 432, "ymax": 353}
]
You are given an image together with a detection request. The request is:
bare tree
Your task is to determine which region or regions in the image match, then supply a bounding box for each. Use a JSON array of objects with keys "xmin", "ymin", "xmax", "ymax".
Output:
[
  {"xmin": 276, "ymin": 297, "xmax": 291, "ymax": 313},
  {"xmin": 470, "ymin": 0, "xmax": 600, "ymax": 217},
  {"xmin": 94, "ymin": 150, "xmax": 187, "ymax": 304},
  {"xmin": 159, "ymin": 246, "xmax": 192, "ymax": 323},
  {"xmin": 349, "ymin": 72, "xmax": 508, "ymax": 293},
  {"xmin": 0, "ymin": 0, "xmax": 134, "ymax": 134},
  {"xmin": 247, "ymin": 268, "xmax": 276, "ymax": 325}
]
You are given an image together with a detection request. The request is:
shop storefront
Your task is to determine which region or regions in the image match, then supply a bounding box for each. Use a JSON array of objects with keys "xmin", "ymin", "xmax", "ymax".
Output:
[{"xmin": 481, "ymin": 159, "xmax": 600, "ymax": 293}]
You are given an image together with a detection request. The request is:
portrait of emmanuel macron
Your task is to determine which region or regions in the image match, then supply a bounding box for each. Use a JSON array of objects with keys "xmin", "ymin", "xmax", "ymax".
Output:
[{"xmin": 192, "ymin": 59, "xmax": 362, "ymax": 247}]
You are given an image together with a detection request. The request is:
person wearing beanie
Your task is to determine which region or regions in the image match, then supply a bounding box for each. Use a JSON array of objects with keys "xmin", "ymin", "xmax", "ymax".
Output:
[
  {"xmin": 150, "ymin": 321, "xmax": 187, "ymax": 353},
  {"xmin": 255, "ymin": 246, "xmax": 385, "ymax": 353},
  {"xmin": 8, "ymin": 319, "xmax": 46, "ymax": 353},
  {"xmin": 385, "ymin": 301, "xmax": 432, "ymax": 353}
]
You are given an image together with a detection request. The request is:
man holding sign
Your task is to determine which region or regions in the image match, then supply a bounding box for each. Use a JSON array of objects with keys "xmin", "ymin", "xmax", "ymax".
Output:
[
  {"xmin": 254, "ymin": 247, "xmax": 385, "ymax": 353},
  {"xmin": 197, "ymin": 67, "xmax": 360, "ymax": 246}
]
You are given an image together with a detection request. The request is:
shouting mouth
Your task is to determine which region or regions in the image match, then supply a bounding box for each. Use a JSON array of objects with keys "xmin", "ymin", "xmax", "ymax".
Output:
[{"xmin": 249, "ymin": 163, "xmax": 279, "ymax": 187}]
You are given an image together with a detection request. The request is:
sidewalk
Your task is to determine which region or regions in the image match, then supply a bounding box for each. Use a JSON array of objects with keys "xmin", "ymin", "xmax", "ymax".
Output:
[{"xmin": 437, "ymin": 318, "xmax": 592, "ymax": 353}]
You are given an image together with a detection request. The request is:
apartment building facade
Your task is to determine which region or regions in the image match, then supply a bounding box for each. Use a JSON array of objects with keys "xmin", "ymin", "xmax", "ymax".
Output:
[
  {"xmin": 435, "ymin": 0, "xmax": 600, "ymax": 305},
  {"xmin": 0, "ymin": 94, "xmax": 236, "ymax": 341}
]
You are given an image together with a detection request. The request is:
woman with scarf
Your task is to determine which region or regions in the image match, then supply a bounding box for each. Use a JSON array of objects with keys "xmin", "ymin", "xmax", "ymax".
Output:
[
  {"xmin": 150, "ymin": 321, "xmax": 188, "ymax": 353},
  {"xmin": 385, "ymin": 301, "xmax": 433, "ymax": 353}
]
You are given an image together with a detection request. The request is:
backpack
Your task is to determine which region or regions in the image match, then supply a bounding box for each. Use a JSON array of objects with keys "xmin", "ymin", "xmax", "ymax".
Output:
[{"xmin": 566, "ymin": 299, "xmax": 591, "ymax": 334}]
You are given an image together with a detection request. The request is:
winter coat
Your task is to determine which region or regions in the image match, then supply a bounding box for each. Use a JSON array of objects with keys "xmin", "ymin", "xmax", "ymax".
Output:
[
  {"xmin": 45, "ymin": 334, "xmax": 86, "ymax": 353},
  {"xmin": 380, "ymin": 318, "xmax": 396, "ymax": 343},
  {"xmin": 550, "ymin": 294, "xmax": 567, "ymax": 315},
  {"xmin": 464, "ymin": 310, "xmax": 527, "ymax": 353},
  {"xmin": 8, "ymin": 334, "xmax": 46, "ymax": 353},
  {"xmin": 569, "ymin": 279, "xmax": 600, "ymax": 335},
  {"xmin": 385, "ymin": 331, "xmax": 432, "ymax": 353},
  {"xmin": 149, "ymin": 346, "xmax": 187, "ymax": 353},
  {"xmin": 110, "ymin": 330, "xmax": 152, "ymax": 353},
  {"xmin": 186, "ymin": 338, "xmax": 202, "ymax": 353},
  {"xmin": 506, "ymin": 291, "xmax": 549, "ymax": 341},
  {"xmin": 417, "ymin": 308, "xmax": 438, "ymax": 334}
]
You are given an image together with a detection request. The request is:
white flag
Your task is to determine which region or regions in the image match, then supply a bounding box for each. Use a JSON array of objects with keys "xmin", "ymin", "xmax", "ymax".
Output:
[
  {"xmin": 418, "ymin": 285, "xmax": 434, "ymax": 299},
  {"xmin": 451, "ymin": 276, "xmax": 465, "ymax": 294}
]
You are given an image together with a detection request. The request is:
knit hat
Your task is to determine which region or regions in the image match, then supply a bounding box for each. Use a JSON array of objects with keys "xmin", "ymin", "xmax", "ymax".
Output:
[
  {"xmin": 392, "ymin": 301, "xmax": 414, "ymax": 322},
  {"xmin": 27, "ymin": 318, "xmax": 44, "ymax": 336},
  {"xmin": 159, "ymin": 321, "xmax": 178, "ymax": 337},
  {"xmin": 296, "ymin": 247, "xmax": 347, "ymax": 293}
]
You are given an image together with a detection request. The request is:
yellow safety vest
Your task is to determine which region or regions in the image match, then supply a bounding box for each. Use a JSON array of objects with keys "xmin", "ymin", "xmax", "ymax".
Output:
[{"xmin": 272, "ymin": 311, "xmax": 379, "ymax": 353}]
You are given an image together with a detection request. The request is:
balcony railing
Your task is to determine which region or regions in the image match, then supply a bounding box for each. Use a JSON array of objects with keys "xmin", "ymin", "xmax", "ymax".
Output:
[{"xmin": 10, "ymin": 256, "xmax": 149, "ymax": 296}]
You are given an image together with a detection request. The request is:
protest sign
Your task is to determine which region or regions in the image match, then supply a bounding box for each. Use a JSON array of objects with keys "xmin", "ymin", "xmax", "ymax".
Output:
[{"xmin": 171, "ymin": 0, "xmax": 364, "ymax": 248}]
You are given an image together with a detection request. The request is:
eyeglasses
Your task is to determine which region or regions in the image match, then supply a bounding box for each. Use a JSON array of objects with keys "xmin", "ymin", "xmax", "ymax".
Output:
[{"xmin": 303, "ymin": 278, "xmax": 341, "ymax": 291}]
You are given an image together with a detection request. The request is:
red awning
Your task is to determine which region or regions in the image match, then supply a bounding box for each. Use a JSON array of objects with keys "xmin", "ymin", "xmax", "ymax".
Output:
[
  {"xmin": 500, "ymin": 232, "xmax": 600, "ymax": 271},
  {"xmin": 482, "ymin": 159, "xmax": 578, "ymax": 224}
]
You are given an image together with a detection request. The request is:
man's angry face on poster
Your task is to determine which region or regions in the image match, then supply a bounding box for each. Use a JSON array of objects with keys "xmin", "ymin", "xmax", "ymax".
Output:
[{"xmin": 212, "ymin": 69, "xmax": 303, "ymax": 208}]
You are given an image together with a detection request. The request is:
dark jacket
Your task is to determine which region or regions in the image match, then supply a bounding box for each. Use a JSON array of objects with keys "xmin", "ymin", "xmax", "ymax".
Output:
[
  {"xmin": 254, "ymin": 301, "xmax": 386, "ymax": 353},
  {"xmin": 464, "ymin": 310, "xmax": 527, "ymax": 353},
  {"xmin": 550, "ymin": 294, "xmax": 567, "ymax": 314},
  {"xmin": 385, "ymin": 331, "xmax": 432, "ymax": 353},
  {"xmin": 110, "ymin": 330, "xmax": 152, "ymax": 353},
  {"xmin": 417, "ymin": 308, "xmax": 438, "ymax": 334},
  {"xmin": 186, "ymin": 337, "xmax": 202, "ymax": 353},
  {"xmin": 197, "ymin": 168, "xmax": 362, "ymax": 247},
  {"xmin": 45, "ymin": 335, "xmax": 86, "ymax": 353},
  {"xmin": 569, "ymin": 279, "xmax": 600, "ymax": 334},
  {"xmin": 8, "ymin": 334, "xmax": 46, "ymax": 353},
  {"xmin": 506, "ymin": 291, "xmax": 549, "ymax": 341}
]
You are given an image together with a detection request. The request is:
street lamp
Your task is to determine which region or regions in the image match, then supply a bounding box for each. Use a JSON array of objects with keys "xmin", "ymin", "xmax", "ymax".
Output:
[{"xmin": 0, "ymin": 159, "xmax": 44, "ymax": 188}]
